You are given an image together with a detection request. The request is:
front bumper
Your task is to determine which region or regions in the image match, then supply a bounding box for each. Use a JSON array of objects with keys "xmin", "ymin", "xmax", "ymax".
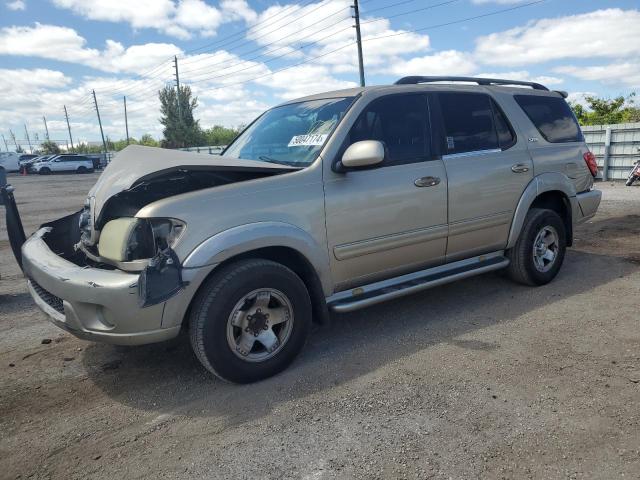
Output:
[{"xmin": 22, "ymin": 228, "xmax": 183, "ymax": 345}]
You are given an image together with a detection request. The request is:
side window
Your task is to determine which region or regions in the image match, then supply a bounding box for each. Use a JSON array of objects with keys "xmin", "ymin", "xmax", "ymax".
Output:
[
  {"xmin": 349, "ymin": 94, "xmax": 430, "ymax": 166},
  {"xmin": 437, "ymin": 92, "xmax": 499, "ymax": 155},
  {"xmin": 514, "ymin": 94, "xmax": 583, "ymax": 143},
  {"xmin": 492, "ymin": 101, "xmax": 516, "ymax": 149}
]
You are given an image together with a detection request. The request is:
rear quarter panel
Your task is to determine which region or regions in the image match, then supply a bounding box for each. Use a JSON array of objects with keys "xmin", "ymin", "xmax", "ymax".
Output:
[{"xmin": 501, "ymin": 89, "xmax": 593, "ymax": 193}]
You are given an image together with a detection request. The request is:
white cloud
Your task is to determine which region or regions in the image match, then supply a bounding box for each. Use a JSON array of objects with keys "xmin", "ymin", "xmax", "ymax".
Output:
[
  {"xmin": 477, "ymin": 70, "xmax": 564, "ymax": 86},
  {"xmin": 51, "ymin": 0, "xmax": 251, "ymax": 39},
  {"xmin": 385, "ymin": 50, "xmax": 477, "ymax": 77},
  {"xmin": 6, "ymin": 0, "xmax": 25, "ymax": 10},
  {"xmin": 255, "ymin": 64, "xmax": 357, "ymax": 100},
  {"xmin": 0, "ymin": 23, "xmax": 181, "ymax": 73},
  {"xmin": 221, "ymin": 0, "xmax": 257, "ymax": 23},
  {"xmin": 475, "ymin": 8, "xmax": 640, "ymax": 66},
  {"xmin": 566, "ymin": 92, "xmax": 597, "ymax": 108},
  {"xmin": 556, "ymin": 62, "xmax": 640, "ymax": 89},
  {"xmin": 246, "ymin": 1, "xmax": 430, "ymax": 74},
  {"xmin": 174, "ymin": 0, "xmax": 223, "ymax": 38}
]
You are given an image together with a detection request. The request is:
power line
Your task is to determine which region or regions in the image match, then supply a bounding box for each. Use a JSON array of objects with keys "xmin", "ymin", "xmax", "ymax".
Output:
[
  {"xmin": 188, "ymin": 40, "xmax": 357, "ymax": 87},
  {"xmin": 180, "ymin": 14, "xmax": 352, "ymax": 77},
  {"xmin": 361, "ymin": 0, "xmax": 545, "ymax": 43},
  {"xmin": 181, "ymin": 19, "xmax": 353, "ymax": 83},
  {"xmin": 181, "ymin": 0, "xmax": 333, "ymax": 59}
]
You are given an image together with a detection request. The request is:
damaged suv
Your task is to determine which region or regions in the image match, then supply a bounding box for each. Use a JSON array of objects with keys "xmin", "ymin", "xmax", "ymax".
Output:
[{"xmin": 15, "ymin": 76, "xmax": 601, "ymax": 383}]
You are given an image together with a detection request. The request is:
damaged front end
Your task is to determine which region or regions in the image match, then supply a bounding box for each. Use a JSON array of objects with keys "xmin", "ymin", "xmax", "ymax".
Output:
[{"xmin": 9, "ymin": 146, "xmax": 296, "ymax": 344}]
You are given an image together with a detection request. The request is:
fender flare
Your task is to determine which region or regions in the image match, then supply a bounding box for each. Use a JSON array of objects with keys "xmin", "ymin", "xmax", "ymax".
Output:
[
  {"xmin": 182, "ymin": 221, "xmax": 333, "ymax": 295},
  {"xmin": 506, "ymin": 173, "xmax": 577, "ymax": 249}
]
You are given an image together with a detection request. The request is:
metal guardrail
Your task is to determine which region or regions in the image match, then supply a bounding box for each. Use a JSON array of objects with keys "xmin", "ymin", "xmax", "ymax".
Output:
[{"xmin": 583, "ymin": 122, "xmax": 640, "ymax": 180}]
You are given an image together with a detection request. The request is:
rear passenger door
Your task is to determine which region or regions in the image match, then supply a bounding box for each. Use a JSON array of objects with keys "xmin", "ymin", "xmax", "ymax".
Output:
[{"xmin": 432, "ymin": 91, "xmax": 533, "ymax": 262}]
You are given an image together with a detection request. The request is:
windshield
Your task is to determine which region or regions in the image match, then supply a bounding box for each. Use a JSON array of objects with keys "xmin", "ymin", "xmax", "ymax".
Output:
[{"xmin": 223, "ymin": 97, "xmax": 354, "ymax": 167}]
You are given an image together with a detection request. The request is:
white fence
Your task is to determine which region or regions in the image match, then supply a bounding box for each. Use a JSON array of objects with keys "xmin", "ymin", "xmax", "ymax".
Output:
[{"xmin": 583, "ymin": 122, "xmax": 640, "ymax": 180}]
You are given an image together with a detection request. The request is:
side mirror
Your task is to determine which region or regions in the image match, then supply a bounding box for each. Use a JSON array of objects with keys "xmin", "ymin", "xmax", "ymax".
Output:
[{"xmin": 340, "ymin": 140, "xmax": 385, "ymax": 170}]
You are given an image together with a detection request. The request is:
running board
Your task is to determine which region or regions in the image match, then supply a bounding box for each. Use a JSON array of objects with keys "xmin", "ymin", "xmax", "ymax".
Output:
[{"xmin": 327, "ymin": 252, "xmax": 509, "ymax": 313}]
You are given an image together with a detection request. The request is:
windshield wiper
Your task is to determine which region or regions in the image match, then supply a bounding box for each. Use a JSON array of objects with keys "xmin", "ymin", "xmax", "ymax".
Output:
[{"xmin": 258, "ymin": 156, "xmax": 300, "ymax": 167}]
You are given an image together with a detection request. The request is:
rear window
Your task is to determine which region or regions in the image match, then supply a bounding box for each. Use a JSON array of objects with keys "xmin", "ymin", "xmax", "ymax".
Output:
[
  {"xmin": 437, "ymin": 92, "xmax": 515, "ymax": 155},
  {"xmin": 514, "ymin": 95, "xmax": 583, "ymax": 143}
]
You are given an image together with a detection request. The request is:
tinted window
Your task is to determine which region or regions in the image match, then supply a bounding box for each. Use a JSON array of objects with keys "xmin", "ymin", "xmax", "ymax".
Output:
[
  {"xmin": 349, "ymin": 94, "xmax": 430, "ymax": 166},
  {"xmin": 515, "ymin": 95, "xmax": 583, "ymax": 143},
  {"xmin": 437, "ymin": 92, "xmax": 499, "ymax": 155},
  {"xmin": 492, "ymin": 101, "xmax": 516, "ymax": 148}
]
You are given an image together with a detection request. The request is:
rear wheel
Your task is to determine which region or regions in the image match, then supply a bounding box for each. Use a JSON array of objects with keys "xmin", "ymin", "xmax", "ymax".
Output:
[
  {"xmin": 627, "ymin": 176, "xmax": 636, "ymax": 186},
  {"xmin": 76, "ymin": 166, "xmax": 87, "ymax": 174},
  {"xmin": 38, "ymin": 167, "xmax": 51, "ymax": 175},
  {"xmin": 506, "ymin": 208, "xmax": 566, "ymax": 286},
  {"xmin": 189, "ymin": 259, "xmax": 312, "ymax": 383}
]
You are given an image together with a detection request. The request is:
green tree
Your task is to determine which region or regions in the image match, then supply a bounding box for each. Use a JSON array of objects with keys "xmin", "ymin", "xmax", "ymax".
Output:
[
  {"xmin": 570, "ymin": 92, "xmax": 640, "ymax": 125},
  {"xmin": 159, "ymin": 85, "xmax": 204, "ymax": 148},
  {"xmin": 39, "ymin": 140, "xmax": 61, "ymax": 154},
  {"xmin": 74, "ymin": 142, "xmax": 103, "ymax": 154},
  {"xmin": 139, "ymin": 134, "xmax": 160, "ymax": 147},
  {"xmin": 202, "ymin": 125, "xmax": 241, "ymax": 146}
]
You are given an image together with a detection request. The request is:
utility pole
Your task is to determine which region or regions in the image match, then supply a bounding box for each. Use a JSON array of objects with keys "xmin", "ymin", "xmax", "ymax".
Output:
[
  {"xmin": 1, "ymin": 134, "xmax": 8, "ymax": 151},
  {"xmin": 124, "ymin": 96, "xmax": 130, "ymax": 145},
  {"xmin": 352, "ymin": 0, "xmax": 366, "ymax": 87},
  {"xmin": 63, "ymin": 105, "xmax": 74, "ymax": 152},
  {"xmin": 24, "ymin": 124, "xmax": 33, "ymax": 153},
  {"xmin": 174, "ymin": 55, "xmax": 182, "ymax": 123},
  {"xmin": 43, "ymin": 115, "xmax": 50, "ymax": 140},
  {"xmin": 9, "ymin": 129, "xmax": 18, "ymax": 151},
  {"xmin": 92, "ymin": 89, "xmax": 108, "ymax": 153}
]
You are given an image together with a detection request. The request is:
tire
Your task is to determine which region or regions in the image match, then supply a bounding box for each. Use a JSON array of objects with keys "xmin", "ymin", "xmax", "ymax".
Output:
[
  {"xmin": 627, "ymin": 177, "xmax": 636, "ymax": 186},
  {"xmin": 506, "ymin": 208, "xmax": 566, "ymax": 286},
  {"xmin": 39, "ymin": 167, "xmax": 51, "ymax": 175},
  {"xmin": 189, "ymin": 259, "xmax": 312, "ymax": 383},
  {"xmin": 77, "ymin": 166, "xmax": 87, "ymax": 174}
]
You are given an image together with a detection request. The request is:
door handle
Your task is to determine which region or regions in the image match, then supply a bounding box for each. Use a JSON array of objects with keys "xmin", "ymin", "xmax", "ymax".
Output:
[
  {"xmin": 511, "ymin": 163, "xmax": 530, "ymax": 173},
  {"xmin": 414, "ymin": 176, "xmax": 440, "ymax": 187}
]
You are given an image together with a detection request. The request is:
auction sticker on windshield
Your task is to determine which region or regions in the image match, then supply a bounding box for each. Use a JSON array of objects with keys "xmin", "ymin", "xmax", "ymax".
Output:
[{"xmin": 288, "ymin": 134, "xmax": 328, "ymax": 147}]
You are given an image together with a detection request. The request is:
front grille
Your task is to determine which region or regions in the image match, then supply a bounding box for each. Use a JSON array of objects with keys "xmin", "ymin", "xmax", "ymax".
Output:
[{"xmin": 30, "ymin": 279, "xmax": 64, "ymax": 314}]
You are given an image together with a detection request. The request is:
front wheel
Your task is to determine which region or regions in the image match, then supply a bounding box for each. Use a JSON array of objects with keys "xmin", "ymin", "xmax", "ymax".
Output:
[
  {"xmin": 38, "ymin": 167, "xmax": 51, "ymax": 175},
  {"xmin": 626, "ymin": 176, "xmax": 636, "ymax": 186},
  {"xmin": 506, "ymin": 208, "xmax": 567, "ymax": 286},
  {"xmin": 189, "ymin": 259, "xmax": 312, "ymax": 383}
]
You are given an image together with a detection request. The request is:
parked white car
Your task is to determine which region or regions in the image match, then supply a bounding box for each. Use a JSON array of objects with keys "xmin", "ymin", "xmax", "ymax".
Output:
[
  {"xmin": 30, "ymin": 154, "xmax": 95, "ymax": 174},
  {"xmin": 0, "ymin": 152, "xmax": 20, "ymax": 172}
]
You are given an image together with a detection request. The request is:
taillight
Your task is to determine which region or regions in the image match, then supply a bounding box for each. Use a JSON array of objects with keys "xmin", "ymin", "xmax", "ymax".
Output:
[{"xmin": 583, "ymin": 151, "xmax": 598, "ymax": 177}]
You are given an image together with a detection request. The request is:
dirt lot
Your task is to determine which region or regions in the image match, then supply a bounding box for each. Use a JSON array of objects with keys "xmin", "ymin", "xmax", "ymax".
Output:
[{"xmin": 1, "ymin": 174, "xmax": 639, "ymax": 479}]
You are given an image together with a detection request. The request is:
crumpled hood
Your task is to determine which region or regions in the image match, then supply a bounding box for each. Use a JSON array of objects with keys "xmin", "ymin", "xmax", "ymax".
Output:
[{"xmin": 88, "ymin": 145, "xmax": 295, "ymax": 219}]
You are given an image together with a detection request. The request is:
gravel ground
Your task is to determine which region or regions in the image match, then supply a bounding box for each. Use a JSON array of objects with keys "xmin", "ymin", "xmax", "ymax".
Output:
[{"xmin": 0, "ymin": 174, "xmax": 639, "ymax": 480}]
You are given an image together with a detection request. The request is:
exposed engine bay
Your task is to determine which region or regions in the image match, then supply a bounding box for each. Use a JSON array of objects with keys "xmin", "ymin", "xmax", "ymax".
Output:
[{"xmin": 31, "ymin": 164, "xmax": 292, "ymax": 307}]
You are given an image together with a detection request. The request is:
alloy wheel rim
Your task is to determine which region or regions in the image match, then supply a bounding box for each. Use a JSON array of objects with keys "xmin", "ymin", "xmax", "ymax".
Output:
[
  {"xmin": 226, "ymin": 288, "xmax": 294, "ymax": 363},
  {"xmin": 532, "ymin": 225, "xmax": 559, "ymax": 273}
]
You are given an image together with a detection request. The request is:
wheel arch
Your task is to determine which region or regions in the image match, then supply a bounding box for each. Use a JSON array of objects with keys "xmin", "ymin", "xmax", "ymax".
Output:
[
  {"xmin": 181, "ymin": 222, "xmax": 333, "ymax": 325},
  {"xmin": 507, "ymin": 174, "xmax": 577, "ymax": 249}
]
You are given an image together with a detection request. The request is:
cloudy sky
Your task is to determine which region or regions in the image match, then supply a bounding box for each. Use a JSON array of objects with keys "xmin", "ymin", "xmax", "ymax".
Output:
[{"xmin": 1, "ymin": 0, "xmax": 639, "ymax": 148}]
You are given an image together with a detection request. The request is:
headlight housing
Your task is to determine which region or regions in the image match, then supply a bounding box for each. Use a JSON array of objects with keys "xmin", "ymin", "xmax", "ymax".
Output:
[{"xmin": 97, "ymin": 217, "xmax": 185, "ymax": 262}]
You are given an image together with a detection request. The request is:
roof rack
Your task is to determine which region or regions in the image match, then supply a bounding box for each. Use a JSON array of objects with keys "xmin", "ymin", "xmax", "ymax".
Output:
[{"xmin": 394, "ymin": 76, "xmax": 549, "ymax": 91}]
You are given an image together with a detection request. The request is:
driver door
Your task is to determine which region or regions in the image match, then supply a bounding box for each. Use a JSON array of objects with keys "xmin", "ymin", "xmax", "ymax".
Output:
[{"xmin": 324, "ymin": 93, "xmax": 448, "ymax": 290}]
